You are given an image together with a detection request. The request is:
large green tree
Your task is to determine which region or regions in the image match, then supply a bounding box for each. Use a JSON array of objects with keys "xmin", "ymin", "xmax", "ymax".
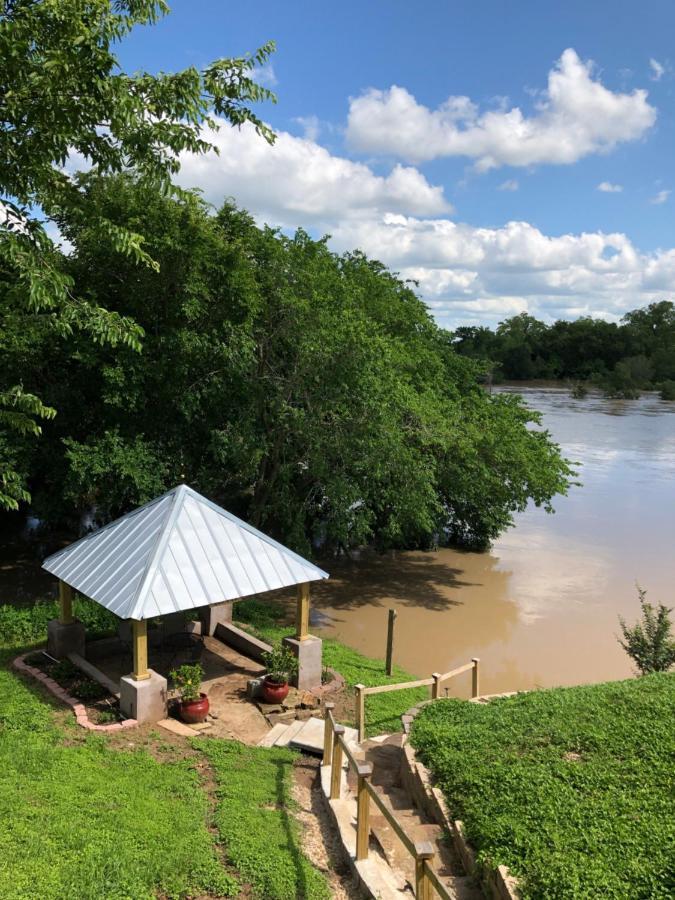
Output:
[
  {"xmin": 11, "ymin": 175, "xmax": 574, "ymax": 551},
  {"xmin": 0, "ymin": 0, "xmax": 275, "ymax": 508}
]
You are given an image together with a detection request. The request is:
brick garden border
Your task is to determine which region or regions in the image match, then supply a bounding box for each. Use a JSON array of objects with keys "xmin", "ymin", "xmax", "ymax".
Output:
[{"xmin": 13, "ymin": 652, "xmax": 138, "ymax": 733}]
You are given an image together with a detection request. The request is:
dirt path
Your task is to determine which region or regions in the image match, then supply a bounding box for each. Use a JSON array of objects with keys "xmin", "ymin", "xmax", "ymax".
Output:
[{"xmin": 292, "ymin": 755, "xmax": 366, "ymax": 900}]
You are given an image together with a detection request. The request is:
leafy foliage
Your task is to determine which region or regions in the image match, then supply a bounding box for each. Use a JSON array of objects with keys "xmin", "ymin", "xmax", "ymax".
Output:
[
  {"xmin": 194, "ymin": 738, "xmax": 330, "ymax": 900},
  {"xmin": 170, "ymin": 662, "xmax": 204, "ymax": 702},
  {"xmin": 12, "ymin": 175, "xmax": 573, "ymax": 550},
  {"xmin": 0, "ymin": 595, "xmax": 116, "ymax": 649},
  {"xmin": 618, "ymin": 586, "xmax": 675, "ymax": 675},
  {"xmin": 0, "ymin": 0, "xmax": 275, "ymax": 507},
  {"xmin": 261, "ymin": 642, "xmax": 299, "ymax": 684},
  {"xmin": 411, "ymin": 676, "xmax": 675, "ymax": 899}
]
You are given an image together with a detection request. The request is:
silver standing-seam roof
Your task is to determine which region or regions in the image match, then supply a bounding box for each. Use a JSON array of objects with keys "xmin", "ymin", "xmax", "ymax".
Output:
[{"xmin": 42, "ymin": 484, "xmax": 329, "ymax": 620}]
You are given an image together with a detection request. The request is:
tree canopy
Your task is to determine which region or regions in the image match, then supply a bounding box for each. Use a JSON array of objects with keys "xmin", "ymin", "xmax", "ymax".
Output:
[
  {"xmin": 2, "ymin": 174, "xmax": 574, "ymax": 552},
  {"xmin": 0, "ymin": 0, "xmax": 275, "ymax": 508}
]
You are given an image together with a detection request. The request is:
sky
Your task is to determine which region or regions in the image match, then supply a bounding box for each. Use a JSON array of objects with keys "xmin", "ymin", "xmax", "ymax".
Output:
[{"xmin": 117, "ymin": 0, "xmax": 675, "ymax": 329}]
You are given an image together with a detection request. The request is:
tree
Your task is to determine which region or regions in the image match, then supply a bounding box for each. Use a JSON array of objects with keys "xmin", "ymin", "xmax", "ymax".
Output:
[
  {"xmin": 10, "ymin": 175, "xmax": 575, "ymax": 552},
  {"xmin": 0, "ymin": 0, "xmax": 275, "ymax": 508},
  {"xmin": 618, "ymin": 586, "xmax": 675, "ymax": 675}
]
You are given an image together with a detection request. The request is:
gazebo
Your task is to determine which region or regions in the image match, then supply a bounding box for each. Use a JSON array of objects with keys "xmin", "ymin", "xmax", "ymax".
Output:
[{"xmin": 42, "ymin": 484, "xmax": 329, "ymax": 723}]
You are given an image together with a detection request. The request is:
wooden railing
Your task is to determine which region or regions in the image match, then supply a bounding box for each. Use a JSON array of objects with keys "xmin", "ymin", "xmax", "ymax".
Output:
[
  {"xmin": 354, "ymin": 657, "xmax": 480, "ymax": 741},
  {"xmin": 323, "ymin": 705, "xmax": 452, "ymax": 900}
]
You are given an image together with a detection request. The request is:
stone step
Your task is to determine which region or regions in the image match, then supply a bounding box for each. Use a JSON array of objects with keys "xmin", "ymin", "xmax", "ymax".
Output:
[
  {"xmin": 273, "ymin": 717, "xmax": 307, "ymax": 747},
  {"xmin": 289, "ymin": 716, "xmax": 359, "ymax": 756},
  {"xmin": 257, "ymin": 721, "xmax": 289, "ymax": 747}
]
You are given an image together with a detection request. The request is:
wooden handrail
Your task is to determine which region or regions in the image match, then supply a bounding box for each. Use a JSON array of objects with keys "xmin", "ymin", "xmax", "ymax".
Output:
[
  {"xmin": 355, "ymin": 658, "xmax": 480, "ymax": 741},
  {"xmin": 322, "ymin": 705, "xmax": 460, "ymax": 898}
]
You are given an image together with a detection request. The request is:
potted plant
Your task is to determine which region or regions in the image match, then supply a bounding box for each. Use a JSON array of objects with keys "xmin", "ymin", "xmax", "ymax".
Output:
[
  {"xmin": 170, "ymin": 662, "xmax": 209, "ymax": 723},
  {"xmin": 260, "ymin": 643, "xmax": 298, "ymax": 704}
]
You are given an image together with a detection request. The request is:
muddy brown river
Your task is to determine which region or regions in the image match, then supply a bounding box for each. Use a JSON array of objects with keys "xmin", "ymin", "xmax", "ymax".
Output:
[{"xmin": 309, "ymin": 387, "xmax": 675, "ymax": 698}]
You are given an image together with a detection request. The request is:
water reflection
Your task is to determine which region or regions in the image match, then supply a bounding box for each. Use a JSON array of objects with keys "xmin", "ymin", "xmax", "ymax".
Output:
[{"xmin": 310, "ymin": 387, "xmax": 675, "ymax": 697}]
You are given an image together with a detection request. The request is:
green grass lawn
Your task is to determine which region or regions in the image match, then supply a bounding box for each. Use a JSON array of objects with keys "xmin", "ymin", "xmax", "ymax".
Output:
[
  {"xmin": 411, "ymin": 675, "xmax": 675, "ymax": 900},
  {"xmin": 0, "ymin": 599, "xmax": 330, "ymax": 899},
  {"xmin": 234, "ymin": 597, "xmax": 429, "ymax": 736}
]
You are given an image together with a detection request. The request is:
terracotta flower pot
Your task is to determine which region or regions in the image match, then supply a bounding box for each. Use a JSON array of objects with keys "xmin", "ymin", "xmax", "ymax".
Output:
[
  {"xmin": 262, "ymin": 677, "xmax": 289, "ymax": 704},
  {"xmin": 178, "ymin": 692, "xmax": 209, "ymax": 724}
]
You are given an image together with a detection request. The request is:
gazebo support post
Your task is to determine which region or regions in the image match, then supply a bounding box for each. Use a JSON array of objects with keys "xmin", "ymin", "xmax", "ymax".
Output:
[
  {"xmin": 47, "ymin": 579, "xmax": 86, "ymax": 659},
  {"xmin": 283, "ymin": 582, "xmax": 323, "ymax": 691},
  {"xmin": 119, "ymin": 618, "xmax": 167, "ymax": 724}
]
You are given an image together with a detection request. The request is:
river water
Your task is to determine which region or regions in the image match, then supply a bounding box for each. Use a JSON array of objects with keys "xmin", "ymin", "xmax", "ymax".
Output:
[{"xmin": 309, "ymin": 387, "xmax": 675, "ymax": 697}]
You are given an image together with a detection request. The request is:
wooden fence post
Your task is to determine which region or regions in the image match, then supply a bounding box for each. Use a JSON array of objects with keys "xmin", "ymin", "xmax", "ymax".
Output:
[
  {"xmin": 356, "ymin": 762, "xmax": 373, "ymax": 860},
  {"xmin": 330, "ymin": 724, "xmax": 345, "ymax": 800},
  {"xmin": 355, "ymin": 684, "xmax": 366, "ymax": 742},
  {"xmin": 414, "ymin": 842, "xmax": 435, "ymax": 900},
  {"xmin": 431, "ymin": 672, "xmax": 441, "ymax": 699},
  {"xmin": 323, "ymin": 703, "xmax": 335, "ymax": 766},
  {"xmin": 471, "ymin": 657, "xmax": 480, "ymax": 698},
  {"xmin": 385, "ymin": 608, "xmax": 397, "ymax": 675}
]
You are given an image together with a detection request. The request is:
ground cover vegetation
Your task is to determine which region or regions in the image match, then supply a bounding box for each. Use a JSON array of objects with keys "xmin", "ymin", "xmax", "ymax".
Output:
[
  {"xmin": 0, "ymin": 598, "xmax": 331, "ymax": 899},
  {"xmin": 2, "ymin": 173, "xmax": 573, "ymax": 552},
  {"xmin": 411, "ymin": 676, "xmax": 675, "ymax": 899},
  {"xmin": 452, "ymin": 303, "xmax": 675, "ymax": 399}
]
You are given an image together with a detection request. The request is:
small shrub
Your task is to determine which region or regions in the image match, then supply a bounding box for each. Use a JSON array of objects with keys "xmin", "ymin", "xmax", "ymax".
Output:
[
  {"xmin": 96, "ymin": 708, "xmax": 120, "ymax": 724},
  {"xmin": 51, "ymin": 659, "xmax": 79, "ymax": 682},
  {"xmin": 570, "ymin": 381, "xmax": 588, "ymax": 399},
  {"xmin": 618, "ymin": 585, "xmax": 675, "ymax": 674},
  {"xmin": 261, "ymin": 643, "xmax": 298, "ymax": 684},
  {"xmin": 659, "ymin": 379, "xmax": 675, "ymax": 401},
  {"xmin": 71, "ymin": 678, "xmax": 109, "ymax": 701},
  {"xmin": 170, "ymin": 662, "xmax": 204, "ymax": 701}
]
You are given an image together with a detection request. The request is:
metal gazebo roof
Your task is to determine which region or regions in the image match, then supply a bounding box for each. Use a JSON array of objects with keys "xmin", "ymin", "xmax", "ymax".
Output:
[{"xmin": 43, "ymin": 484, "xmax": 328, "ymax": 620}]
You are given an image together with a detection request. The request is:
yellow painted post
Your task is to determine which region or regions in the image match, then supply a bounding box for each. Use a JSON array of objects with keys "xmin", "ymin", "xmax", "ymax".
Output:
[
  {"xmin": 355, "ymin": 683, "xmax": 366, "ymax": 742},
  {"xmin": 323, "ymin": 703, "xmax": 335, "ymax": 766},
  {"xmin": 414, "ymin": 842, "xmax": 435, "ymax": 900},
  {"xmin": 431, "ymin": 672, "xmax": 441, "ymax": 700},
  {"xmin": 330, "ymin": 724, "xmax": 345, "ymax": 800},
  {"xmin": 132, "ymin": 619, "xmax": 150, "ymax": 681},
  {"xmin": 296, "ymin": 581, "xmax": 310, "ymax": 641},
  {"xmin": 58, "ymin": 581, "xmax": 73, "ymax": 624},
  {"xmin": 356, "ymin": 762, "xmax": 373, "ymax": 860},
  {"xmin": 472, "ymin": 657, "xmax": 480, "ymax": 698}
]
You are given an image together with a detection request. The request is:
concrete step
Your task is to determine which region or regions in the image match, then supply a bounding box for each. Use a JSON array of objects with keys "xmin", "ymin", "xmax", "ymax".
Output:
[
  {"xmin": 273, "ymin": 717, "xmax": 307, "ymax": 747},
  {"xmin": 289, "ymin": 716, "xmax": 358, "ymax": 755},
  {"xmin": 257, "ymin": 721, "xmax": 289, "ymax": 747}
]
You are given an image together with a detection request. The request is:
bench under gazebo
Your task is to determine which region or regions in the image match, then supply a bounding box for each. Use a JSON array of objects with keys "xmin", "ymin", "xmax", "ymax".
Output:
[{"xmin": 42, "ymin": 484, "xmax": 329, "ymax": 723}]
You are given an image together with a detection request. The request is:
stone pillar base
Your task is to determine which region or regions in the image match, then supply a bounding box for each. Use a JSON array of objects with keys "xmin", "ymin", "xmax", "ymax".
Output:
[
  {"xmin": 200, "ymin": 600, "xmax": 234, "ymax": 637},
  {"xmin": 283, "ymin": 634, "xmax": 323, "ymax": 691},
  {"xmin": 119, "ymin": 670, "xmax": 167, "ymax": 724},
  {"xmin": 47, "ymin": 618, "xmax": 86, "ymax": 659}
]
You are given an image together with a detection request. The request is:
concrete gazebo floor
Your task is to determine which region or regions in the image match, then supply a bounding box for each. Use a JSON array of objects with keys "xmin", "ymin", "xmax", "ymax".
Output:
[{"xmin": 88, "ymin": 635, "xmax": 269, "ymax": 744}]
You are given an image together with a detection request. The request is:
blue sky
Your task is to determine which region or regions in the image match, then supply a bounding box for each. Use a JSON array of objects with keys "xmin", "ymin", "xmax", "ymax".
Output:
[{"xmin": 117, "ymin": 1, "xmax": 675, "ymax": 328}]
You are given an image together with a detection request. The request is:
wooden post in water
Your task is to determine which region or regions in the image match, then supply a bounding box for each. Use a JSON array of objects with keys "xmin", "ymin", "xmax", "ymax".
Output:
[
  {"xmin": 330, "ymin": 724, "xmax": 345, "ymax": 800},
  {"xmin": 385, "ymin": 608, "xmax": 397, "ymax": 676},
  {"xmin": 415, "ymin": 842, "xmax": 435, "ymax": 900},
  {"xmin": 322, "ymin": 703, "xmax": 335, "ymax": 766},
  {"xmin": 472, "ymin": 657, "xmax": 480, "ymax": 698},
  {"xmin": 355, "ymin": 762, "xmax": 372, "ymax": 860}
]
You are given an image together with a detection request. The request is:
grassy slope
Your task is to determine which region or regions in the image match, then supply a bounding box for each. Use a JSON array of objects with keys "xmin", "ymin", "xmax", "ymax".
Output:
[
  {"xmin": 0, "ymin": 599, "xmax": 330, "ymax": 900},
  {"xmin": 235, "ymin": 598, "xmax": 429, "ymax": 736},
  {"xmin": 195, "ymin": 739, "xmax": 329, "ymax": 900},
  {"xmin": 411, "ymin": 675, "xmax": 675, "ymax": 900}
]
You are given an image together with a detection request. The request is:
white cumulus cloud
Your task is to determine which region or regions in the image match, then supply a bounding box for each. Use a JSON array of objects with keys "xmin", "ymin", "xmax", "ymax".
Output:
[
  {"xmin": 346, "ymin": 49, "xmax": 656, "ymax": 169},
  {"xmin": 649, "ymin": 58, "xmax": 665, "ymax": 81},
  {"xmin": 597, "ymin": 181, "xmax": 623, "ymax": 192},
  {"xmin": 176, "ymin": 120, "xmax": 451, "ymax": 226}
]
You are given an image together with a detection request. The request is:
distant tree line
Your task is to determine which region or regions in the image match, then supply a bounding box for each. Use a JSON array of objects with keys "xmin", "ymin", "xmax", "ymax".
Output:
[{"xmin": 452, "ymin": 304, "xmax": 675, "ymax": 399}]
